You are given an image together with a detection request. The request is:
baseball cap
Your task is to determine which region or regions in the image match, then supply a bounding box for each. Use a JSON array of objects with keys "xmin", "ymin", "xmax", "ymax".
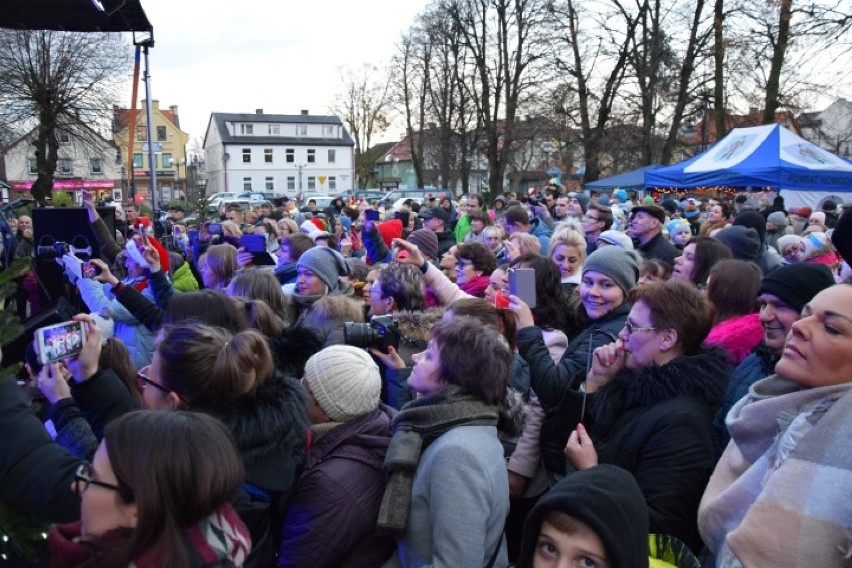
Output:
[{"xmin": 418, "ymin": 206, "xmax": 450, "ymax": 224}]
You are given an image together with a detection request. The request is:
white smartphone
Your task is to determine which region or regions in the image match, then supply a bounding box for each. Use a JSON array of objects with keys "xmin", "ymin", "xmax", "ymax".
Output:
[{"xmin": 35, "ymin": 320, "xmax": 87, "ymax": 366}]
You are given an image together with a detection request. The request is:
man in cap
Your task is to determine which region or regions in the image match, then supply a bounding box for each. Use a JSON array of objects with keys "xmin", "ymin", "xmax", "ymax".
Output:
[
  {"xmin": 712, "ymin": 263, "xmax": 836, "ymax": 456},
  {"xmin": 628, "ymin": 204, "xmax": 678, "ymax": 266},
  {"xmin": 418, "ymin": 206, "xmax": 456, "ymax": 258}
]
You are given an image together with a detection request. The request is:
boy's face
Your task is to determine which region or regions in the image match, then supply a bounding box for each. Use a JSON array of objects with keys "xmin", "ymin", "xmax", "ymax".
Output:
[{"xmin": 534, "ymin": 518, "xmax": 609, "ymax": 568}]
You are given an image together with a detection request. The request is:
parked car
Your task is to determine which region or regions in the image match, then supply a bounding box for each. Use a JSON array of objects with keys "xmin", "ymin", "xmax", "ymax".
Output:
[
  {"xmin": 337, "ymin": 189, "xmax": 386, "ymax": 204},
  {"xmin": 238, "ymin": 191, "xmax": 279, "ymax": 202},
  {"xmin": 217, "ymin": 198, "xmax": 265, "ymax": 216},
  {"xmin": 391, "ymin": 197, "xmax": 459, "ymax": 212},
  {"xmin": 379, "ymin": 188, "xmax": 453, "ymax": 208},
  {"xmin": 205, "ymin": 192, "xmax": 239, "ymax": 212},
  {"xmin": 299, "ymin": 193, "xmax": 336, "ymax": 211}
]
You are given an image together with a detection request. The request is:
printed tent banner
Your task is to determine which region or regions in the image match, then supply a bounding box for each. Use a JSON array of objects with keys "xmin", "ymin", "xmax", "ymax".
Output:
[{"xmin": 645, "ymin": 124, "xmax": 852, "ymax": 192}]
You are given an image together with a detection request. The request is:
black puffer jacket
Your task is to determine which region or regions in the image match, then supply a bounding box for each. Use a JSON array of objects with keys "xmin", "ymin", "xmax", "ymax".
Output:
[
  {"xmin": 209, "ymin": 373, "xmax": 310, "ymax": 568},
  {"xmin": 551, "ymin": 348, "xmax": 730, "ymax": 553}
]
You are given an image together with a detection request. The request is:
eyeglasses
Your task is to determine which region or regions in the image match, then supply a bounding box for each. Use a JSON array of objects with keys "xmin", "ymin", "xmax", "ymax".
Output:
[
  {"xmin": 74, "ymin": 462, "xmax": 125, "ymax": 497},
  {"xmin": 583, "ymin": 214, "xmax": 600, "ymax": 221},
  {"xmin": 623, "ymin": 321, "xmax": 657, "ymax": 336},
  {"xmin": 136, "ymin": 368, "xmax": 170, "ymax": 394}
]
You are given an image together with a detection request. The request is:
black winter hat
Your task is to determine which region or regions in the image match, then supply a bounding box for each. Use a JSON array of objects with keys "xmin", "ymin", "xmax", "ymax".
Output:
[
  {"xmin": 733, "ymin": 210, "xmax": 767, "ymax": 242},
  {"xmin": 715, "ymin": 225, "xmax": 761, "ymax": 260},
  {"xmin": 759, "ymin": 263, "xmax": 835, "ymax": 313},
  {"xmin": 518, "ymin": 465, "xmax": 649, "ymax": 568}
]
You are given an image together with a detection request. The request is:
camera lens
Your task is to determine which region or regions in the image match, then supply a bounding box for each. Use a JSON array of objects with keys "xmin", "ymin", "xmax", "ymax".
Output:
[{"xmin": 343, "ymin": 322, "xmax": 376, "ymax": 348}]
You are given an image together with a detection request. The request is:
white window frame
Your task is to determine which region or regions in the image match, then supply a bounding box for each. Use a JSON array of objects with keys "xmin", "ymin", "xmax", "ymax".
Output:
[
  {"xmin": 240, "ymin": 124, "xmax": 254, "ymax": 135},
  {"xmin": 265, "ymin": 176, "xmax": 274, "ymax": 191},
  {"xmin": 307, "ymin": 149, "xmax": 316, "ymax": 163},
  {"xmin": 264, "ymin": 148, "xmax": 273, "ymax": 163},
  {"xmin": 59, "ymin": 131, "xmax": 72, "ymax": 145},
  {"xmin": 307, "ymin": 176, "xmax": 316, "ymax": 190},
  {"xmin": 322, "ymin": 125, "xmax": 334, "ymax": 137},
  {"xmin": 243, "ymin": 177, "xmax": 252, "ymax": 191},
  {"xmin": 242, "ymin": 148, "xmax": 251, "ymax": 163},
  {"xmin": 268, "ymin": 124, "xmax": 281, "ymax": 135},
  {"xmin": 28, "ymin": 158, "xmax": 37, "ymax": 174},
  {"xmin": 162, "ymin": 153, "xmax": 173, "ymax": 168},
  {"xmin": 328, "ymin": 176, "xmax": 337, "ymax": 190},
  {"xmin": 287, "ymin": 176, "xmax": 296, "ymax": 191},
  {"xmin": 296, "ymin": 125, "xmax": 307, "ymax": 136},
  {"xmin": 58, "ymin": 158, "xmax": 73, "ymax": 175},
  {"xmin": 90, "ymin": 158, "xmax": 103, "ymax": 174},
  {"xmin": 327, "ymin": 149, "xmax": 336, "ymax": 163},
  {"xmin": 285, "ymin": 149, "xmax": 294, "ymax": 163}
]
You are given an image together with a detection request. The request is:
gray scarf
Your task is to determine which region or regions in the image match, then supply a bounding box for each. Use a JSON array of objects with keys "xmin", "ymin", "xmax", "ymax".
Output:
[{"xmin": 376, "ymin": 387, "xmax": 499, "ymax": 535}]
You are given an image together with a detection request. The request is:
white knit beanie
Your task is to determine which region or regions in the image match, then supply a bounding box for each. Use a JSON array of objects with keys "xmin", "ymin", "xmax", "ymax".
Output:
[{"xmin": 303, "ymin": 345, "xmax": 381, "ymax": 423}]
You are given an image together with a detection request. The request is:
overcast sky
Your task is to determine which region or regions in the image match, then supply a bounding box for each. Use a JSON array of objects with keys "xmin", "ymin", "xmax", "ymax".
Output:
[{"xmin": 127, "ymin": 0, "xmax": 429, "ymax": 146}]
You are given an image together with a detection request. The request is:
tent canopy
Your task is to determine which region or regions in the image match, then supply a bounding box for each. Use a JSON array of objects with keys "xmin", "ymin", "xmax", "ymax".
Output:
[
  {"xmin": 585, "ymin": 164, "xmax": 662, "ymax": 191},
  {"xmin": 645, "ymin": 124, "xmax": 852, "ymax": 192},
  {"xmin": 0, "ymin": 0, "xmax": 152, "ymax": 33}
]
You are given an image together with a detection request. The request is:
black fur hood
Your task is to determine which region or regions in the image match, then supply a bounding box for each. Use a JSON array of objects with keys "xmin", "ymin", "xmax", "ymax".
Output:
[
  {"xmin": 210, "ymin": 372, "xmax": 310, "ymax": 492},
  {"xmin": 591, "ymin": 347, "xmax": 730, "ymax": 438}
]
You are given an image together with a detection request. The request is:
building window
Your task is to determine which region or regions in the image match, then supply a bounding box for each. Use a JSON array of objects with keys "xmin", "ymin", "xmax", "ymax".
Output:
[
  {"xmin": 265, "ymin": 177, "xmax": 274, "ymax": 191},
  {"xmin": 28, "ymin": 158, "xmax": 37, "ymax": 174},
  {"xmin": 58, "ymin": 131, "xmax": 72, "ymax": 145},
  {"xmin": 327, "ymin": 149, "xmax": 336, "ymax": 163},
  {"xmin": 243, "ymin": 177, "xmax": 252, "ymax": 191},
  {"xmin": 90, "ymin": 158, "xmax": 103, "ymax": 174},
  {"xmin": 133, "ymin": 153, "xmax": 143, "ymax": 168},
  {"xmin": 296, "ymin": 125, "xmax": 307, "ymax": 136},
  {"xmin": 287, "ymin": 176, "xmax": 295, "ymax": 191},
  {"xmin": 322, "ymin": 125, "xmax": 334, "ymax": 137},
  {"xmin": 242, "ymin": 148, "xmax": 251, "ymax": 163},
  {"xmin": 268, "ymin": 124, "xmax": 280, "ymax": 135},
  {"xmin": 156, "ymin": 126, "xmax": 167, "ymax": 141},
  {"xmin": 264, "ymin": 148, "xmax": 273, "ymax": 163},
  {"xmin": 307, "ymin": 176, "xmax": 316, "ymax": 190},
  {"xmin": 307, "ymin": 149, "xmax": 316, "ymax": 163},
  {"xmin": 286, "ymin": 149, "xmax": 294, "ymax": 163},
  {"xmin": 162, "ymin": 153, "xmax": 173, "ymax": 168},
  {"xmin": 328, "ymin": 176, "xmax": 337, "ymax": 190},
  {"xmin": 135, "ymin": 126, "xmax": 147, "ymax": 141},
  {"xmin": 58, "ymin": 158, "xmax": 73, "ymax": 175},
  {"xmin": 240, "ymin": 124, "xmax": 254, "ymax": 135}
]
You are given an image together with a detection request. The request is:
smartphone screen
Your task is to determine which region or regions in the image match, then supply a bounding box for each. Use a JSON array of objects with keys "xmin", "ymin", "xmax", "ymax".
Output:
[
  {"xmin": 509, "ymin": 267, "xmax": 537, "ymax": 308},
  {"xmin": 35, "ymin": 320, "xmax": 87, "ymax": 366},
  {"xmin": 240, "ymin": 234, "xmax": 267, "ymax": 253},
  {"xmin": 365, "ymin": 210, "xmax": 381, "ymax": 222},
  {"xmin": 81, "ymin": 261, "xmax": 100, "ymax": 279}
]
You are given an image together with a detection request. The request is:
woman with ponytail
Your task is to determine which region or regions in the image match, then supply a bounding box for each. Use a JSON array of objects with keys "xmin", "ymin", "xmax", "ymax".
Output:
[{"xmin": 138, "ymin": 324, "xmax": 309, "ymax": 566}]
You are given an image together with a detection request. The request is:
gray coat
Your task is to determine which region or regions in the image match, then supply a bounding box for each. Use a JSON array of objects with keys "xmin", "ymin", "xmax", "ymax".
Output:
[{"xmin": 383, "ymin": 425, "xmax": 509, "ymax": 568}]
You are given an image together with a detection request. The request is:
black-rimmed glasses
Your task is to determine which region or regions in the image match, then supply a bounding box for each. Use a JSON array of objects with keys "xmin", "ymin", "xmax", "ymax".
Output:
[
  {"xmin": 136, "ymin": 369, "xmax": 170, "ymax": 393},
  {"xmin": 74, "ymin": 463, "xmax": 124, "ymax": 496}
]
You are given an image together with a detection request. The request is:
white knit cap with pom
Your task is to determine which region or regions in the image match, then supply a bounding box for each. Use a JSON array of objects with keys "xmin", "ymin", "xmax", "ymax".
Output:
[{"xmin": 303, "ymin": 345, "xmax": 382, "ymax": 423}]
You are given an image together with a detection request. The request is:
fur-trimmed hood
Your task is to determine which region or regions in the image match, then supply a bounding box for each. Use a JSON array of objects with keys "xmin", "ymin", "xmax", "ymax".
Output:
[
  {"xmin": 391, "ymin": 308, "xmax": 445, "ymax": 347},
  {"xmin": 592, "ymin": 347, "xmax": 730, "ymax": 439},
  {"xmin": 210, "ymin": 372, "xmax": 310, "ymax": 492}
]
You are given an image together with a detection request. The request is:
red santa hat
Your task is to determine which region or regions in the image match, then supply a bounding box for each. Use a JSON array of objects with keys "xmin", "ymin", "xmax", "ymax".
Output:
[{"xmin": 125, "ymin": 234, "xmax": 169, "ymax": 273}]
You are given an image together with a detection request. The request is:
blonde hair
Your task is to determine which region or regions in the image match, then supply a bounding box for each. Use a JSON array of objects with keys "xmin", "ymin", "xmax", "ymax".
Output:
[
  {"xmin": 509, "ymin": 232, "xmax": 541, "ymax": 256},
  {"xmin": 549, "ymin": 227, "xmax": 588, "ymax": 265},
  {"xmin": 278, "ymin": 218, "xmax": 299, "ymax": 235},
  {"xmin": 221, "ymin": 221, "xmax": 242, "ymax": 238}
]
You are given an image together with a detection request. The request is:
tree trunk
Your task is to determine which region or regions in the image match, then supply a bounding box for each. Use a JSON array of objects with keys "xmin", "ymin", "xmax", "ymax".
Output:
[
  {"xmin": 763, "ymin": 0, "xmax": 792, "ymax": 124},
  {"xmin": 713, "ymin": 0, "xmax": 726, "ymax": 139},
  {"xmin": 32, "ymin": 111, "xmax": 58, "ymax": 205}
]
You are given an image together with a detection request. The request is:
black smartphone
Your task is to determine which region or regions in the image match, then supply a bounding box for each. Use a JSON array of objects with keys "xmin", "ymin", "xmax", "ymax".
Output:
[
  {"xmin": 395, "ymin": 211, "xmax": 410, "ymax": 225},
  {"xmin": 365, "ymin": 210, "xmax": 380, "ymax": 222},
  {"xmin": 509, "ymin": 267, "xmax": 537, "ymax": 308},
  {"xmin": 207, "ymin": 222, "xmax": 222, "ymax": 235}
]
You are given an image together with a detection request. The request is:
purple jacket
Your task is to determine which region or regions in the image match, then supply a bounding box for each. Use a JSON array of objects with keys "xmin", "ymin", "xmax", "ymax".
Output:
[{"xmin": 277, "ymin": 405, "xmax": 397, "ymax": 568}]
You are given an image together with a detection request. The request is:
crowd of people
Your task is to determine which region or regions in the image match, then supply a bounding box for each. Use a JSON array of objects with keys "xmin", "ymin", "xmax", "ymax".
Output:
[{"xmin": 1, "ymin": 184, "xmax": 851, "ymax": 567}]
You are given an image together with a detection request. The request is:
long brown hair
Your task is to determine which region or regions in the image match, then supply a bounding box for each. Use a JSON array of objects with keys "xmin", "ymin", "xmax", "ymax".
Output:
[
  {"xmin": 99, "ymin": 338, "xmax": 142, "ymax": 405},
  {"xmin": 447, "ymin": 297, "xmax": 517, "ymax": 351},
  {"xmin": 98, "ymin": 411, "xmax": 244, "ymax": 568}
]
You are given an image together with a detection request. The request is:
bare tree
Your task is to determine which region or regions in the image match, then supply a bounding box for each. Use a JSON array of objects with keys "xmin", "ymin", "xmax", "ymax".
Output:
[
  {"xmin": 0, "ymin": 30, "xmax": 128, "ymax": 204},
  {"xmin": 329, "ymin": 64, "xmax": 392, "ymax": 189}
]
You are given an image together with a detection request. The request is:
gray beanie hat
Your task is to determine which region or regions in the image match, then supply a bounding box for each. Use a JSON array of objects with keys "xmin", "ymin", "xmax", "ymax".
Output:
[
  {"xmin": 767, "ymin": 211, "xmax": 787, "ymax": 227},
  {"xmin": 582, "ymin": 247, "xmax": 640, "ymax": 295},
  {"xmin": 297, "ymin": 247, "xmax": 352, "ymax": 293},
  {"xmin": 573, "ymin": 193, "xmax": 590, "ymax": 214},
  {"xmin": 715, "ymin": 225, "xmax": 761, "ymax": 260},
  {"xmin": 303, "ymin": 345, "xmax": 381, "ymax": 423}
]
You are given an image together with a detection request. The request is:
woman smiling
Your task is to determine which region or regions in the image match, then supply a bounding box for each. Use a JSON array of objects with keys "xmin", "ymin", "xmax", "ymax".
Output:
[{"xmin": 699, "ymin": 284, "xmax": 852, "ymax": 567}]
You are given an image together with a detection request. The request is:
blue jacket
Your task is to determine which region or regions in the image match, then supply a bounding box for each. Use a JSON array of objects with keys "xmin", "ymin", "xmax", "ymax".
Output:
[{"xmin": 528, "ymin": 218, "xmax": 552, "ymax": 254}]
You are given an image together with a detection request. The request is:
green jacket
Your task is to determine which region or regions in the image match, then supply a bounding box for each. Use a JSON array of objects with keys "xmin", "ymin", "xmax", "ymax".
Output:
[
  {"xmin": 172, "ymin": 261, "xmax": 199, "ymax": 292},
  {"xmin": 453, "ymin": 214, "xmax": 472, "ymax": 244}
]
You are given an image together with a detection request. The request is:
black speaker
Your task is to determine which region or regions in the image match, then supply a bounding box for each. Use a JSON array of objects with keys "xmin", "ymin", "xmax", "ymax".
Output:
[
  {"xmin": 31, "ymin": 207, "xmax": 117, "ymax": 302},
  {"xmin": 2, "ymin": 296, "xmax": 76, "ymax": 368}
]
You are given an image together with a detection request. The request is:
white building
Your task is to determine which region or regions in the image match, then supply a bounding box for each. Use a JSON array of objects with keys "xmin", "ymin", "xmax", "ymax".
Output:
[
  {"xmin": 1, "ymin": 124, "xmax": 120, "ymax": 201},
  {"xmin": 799, "ymin": 98, "xmax": 852, "ymax": 159},
  {"xmin": 203, "ymin": 109, "xmax": 355, "ymax": 196}
]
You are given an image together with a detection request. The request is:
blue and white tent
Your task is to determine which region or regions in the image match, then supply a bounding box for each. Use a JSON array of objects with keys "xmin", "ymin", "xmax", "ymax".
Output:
[
  {"xmin": 645, "ymin": 124, "xmax": 852, "ymax": 193},
  {"xmin": 585, "ymin": 164, "xmax": 662, "ymax": 191}
]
